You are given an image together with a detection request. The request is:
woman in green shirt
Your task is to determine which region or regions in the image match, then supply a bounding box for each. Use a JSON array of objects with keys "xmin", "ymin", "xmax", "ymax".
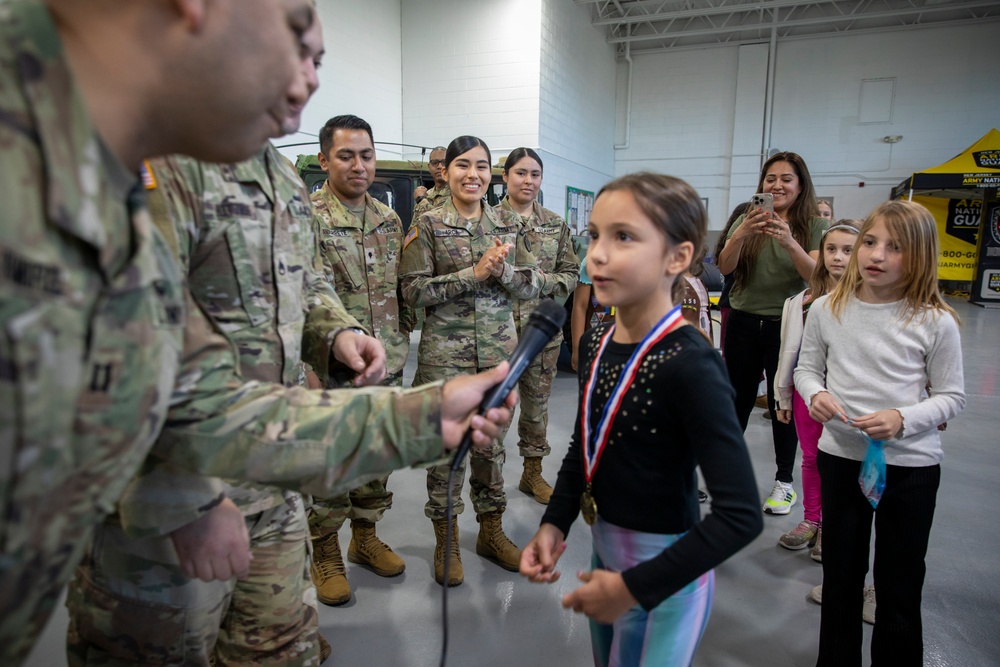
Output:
[{"xmin": 717, "ymin": 152, "xmax": 827, "ymax": 516}]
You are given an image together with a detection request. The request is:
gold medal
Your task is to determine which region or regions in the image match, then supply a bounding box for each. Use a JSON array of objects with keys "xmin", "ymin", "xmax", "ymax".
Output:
[{"xmin": 580, "ymin": 486, "xmax": 598, "ymax": 525}]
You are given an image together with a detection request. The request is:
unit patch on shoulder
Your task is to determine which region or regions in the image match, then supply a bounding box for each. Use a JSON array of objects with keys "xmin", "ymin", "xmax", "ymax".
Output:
[{"xmin": 403, "ymin": 226, "xmax": 419, "ymax": 249}]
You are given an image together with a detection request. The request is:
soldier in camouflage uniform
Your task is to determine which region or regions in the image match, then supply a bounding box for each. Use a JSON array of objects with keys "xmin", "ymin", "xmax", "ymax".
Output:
[
  {"xmin": 400, "ymin": 136, "xmax": 546, "ymax": 586},
  {"xmin": 413, "ymin": 146, "xmax": 451, "ymax": 216},
  {"xmin": 497, "ymin": 148, "xmax": 580, "ymax": 505},
  {"xmin": 64, "ymin": 18, "xmax": 347, "ymax": 663},
  {"xmin": 0, "ymin": 1, "xmax": 315, "ymax": 662},
  {"xmin": 307, "ymin": 115, "xmax": 412, "ymax": 606},
  {"xmin": 0, "ymin": 4, "xmax": 515, "ymax": 664}
]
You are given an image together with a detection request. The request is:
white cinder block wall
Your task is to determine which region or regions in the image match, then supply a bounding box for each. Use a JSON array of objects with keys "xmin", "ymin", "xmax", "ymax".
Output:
[
  {"xmin": 537, "ymin": 0, "xmax": 617, "ymax": 227},
  {"xmin": 615, "ymin": 22, "xmax": 1000, "ymax": 231},
  {"xmin": 286, "ymin": 3, "xmax": 1000, "ymax": 239},
  {"xmin": 277, "ymin": 0, "xmax": 405, "ymax": 163},
  {"xmin": 770, "ymin": 24, "xmax": 1000, "ymax": 221},
  {"xmin": 400, "ymin": 0, "xmax": 542, "ymax": 162},
  {"xmin": 614, "ymin": 45, "xmax": 743, "ymax": 231},
  {"xmin": 398, "ymin": 0, "xmax": 615, "ymax": 224}
]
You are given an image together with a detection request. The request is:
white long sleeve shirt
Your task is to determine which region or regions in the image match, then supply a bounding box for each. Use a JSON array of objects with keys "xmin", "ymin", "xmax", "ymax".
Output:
[
  {"xmin": 774, "ymin": 289, "xmax": 807, "ymax": 412},
  {"xmin": 794, "ymin": 295, "xmax": 965, "ymax": 467}
]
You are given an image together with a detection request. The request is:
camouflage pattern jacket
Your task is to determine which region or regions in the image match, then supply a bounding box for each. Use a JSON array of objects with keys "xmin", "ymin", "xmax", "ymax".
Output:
[
  {"xmin": 499, "ymin": 197, "xmax": 580, "ymax": 343},
  {"xmin": 0, "ymin": 0, "xmax": 188, "ymax": 583},
  {"xmin": 130, "ymin": 145, "xmax": 362, "ymax": 523},
  {"xmin": 399, "ymin": 201, "xmax": 545, "ymax": 368},
  {"xmin": 311, "ymin": 186, "xmax": 410, "ymax": 378},
  {"xmin": 413, "ymin": 184, "xmax": 451, "ymax": 217},
  {"xmin": 1, "ymin": 2, "xmax": 451, "ymax": 555}
]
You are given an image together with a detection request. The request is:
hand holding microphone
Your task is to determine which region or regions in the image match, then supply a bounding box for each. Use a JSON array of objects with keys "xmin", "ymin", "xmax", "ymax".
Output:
[
  {"xmin": 440, "ymin": 362, "xmax": 517, "ymax": 450},
  {"xmin": 449, "ymin": 300, "xmax": 567, "ymax": 469}
]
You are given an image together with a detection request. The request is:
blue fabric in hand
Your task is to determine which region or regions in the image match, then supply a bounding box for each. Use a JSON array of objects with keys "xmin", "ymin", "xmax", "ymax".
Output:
[{"xmin": 858, "ymin": 435, "xmax": 887, "ymax": 508}]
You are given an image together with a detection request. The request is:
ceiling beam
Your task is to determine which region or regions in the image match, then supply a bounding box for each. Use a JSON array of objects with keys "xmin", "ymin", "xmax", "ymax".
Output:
[
  {"xmin": 609, "ymin": 13, "xmax": 999, "ymax": 53},
  {"xmin": 592, "ymin": 0, "xmax": 851, "ymax": 26},
  {"xmin": 602, "ymin": 0, "xmax": 999, "ymax": 43}
]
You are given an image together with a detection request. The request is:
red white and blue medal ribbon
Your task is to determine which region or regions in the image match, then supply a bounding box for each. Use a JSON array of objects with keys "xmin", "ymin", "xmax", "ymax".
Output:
[{"xmin": 581, "ymin": 305, "xmax": 684, "ymax": 484}]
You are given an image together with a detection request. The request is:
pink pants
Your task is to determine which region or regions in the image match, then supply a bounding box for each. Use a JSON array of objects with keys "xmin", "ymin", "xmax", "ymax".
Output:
[{"xmin": 793, "ymin": 389, "xmax": 822, "ymax": 524}]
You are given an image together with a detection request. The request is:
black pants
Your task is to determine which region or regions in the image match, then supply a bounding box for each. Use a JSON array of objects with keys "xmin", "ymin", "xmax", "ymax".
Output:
[
  {"xmin": 723, "ymin": 308, "xmax": 799, "ymax": 483},
  {"xmin": 816, "ymin": 450, "xmax": 940, "ymax": 667}
]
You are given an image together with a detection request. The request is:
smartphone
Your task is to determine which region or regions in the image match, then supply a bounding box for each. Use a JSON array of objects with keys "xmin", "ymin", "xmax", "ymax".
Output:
[
  {"xmin": 748, "ymin": 193, "xmax": 780, "ymax": 230},
  {"xmin": 749, "ymin": 192, "xmax": 774, "ymax": 216}
]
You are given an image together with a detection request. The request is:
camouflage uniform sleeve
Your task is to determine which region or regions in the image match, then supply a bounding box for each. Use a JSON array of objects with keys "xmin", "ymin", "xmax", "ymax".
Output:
[
  {"xmin": 398, "ymin": 284, "xmax": 416, "ymax": 335},
  {"xmin": 493, "ymin": 208, "xmax": 545, "ymax": 300},
  {"xmin": 392, "ymin": 211, "xmax": 417, "ymax": 335},
  {"xmin": 399, "ymin": 216, "xmax": 479, "ymax": 308},
  {"xmin": 119, "ymin": 165, "xmax": 368, "ymax": 538},
  {"xmin": 302, "ymin": 213, "xmax": 365, "ymax": 385},
  {"xmin": 117, "ymin": 460, "xmax": 227, "ymax": 538},
  {"xmin": 150, "ymin": 291, "xmax": 447, "ymax": 497},
  {"xmin": 413, "ymin": 197, "xmax": 431, "ymax": 217},
  {"xmin": 540, "ymin": 217, "xmax": 581, "ymax": 299},
  {"xmin": 144, "ymin": 156, "xmax": 204, "ymax": 274},
  {"xmin": 495, "ymin": 256, "xmax": 544, "ymax": 300},
  {"xmin": 116, "ymin": 158, "xmax": 229, "ymax": 537}
]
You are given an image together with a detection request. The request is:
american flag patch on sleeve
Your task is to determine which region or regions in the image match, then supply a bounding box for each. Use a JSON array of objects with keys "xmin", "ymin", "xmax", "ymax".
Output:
[
  {"xmin": 403, "ymin": 225, "xmax": 419, "ymax": 249},
  {"xmin": 140, "ymin": 161, "xmax": 157, "ymax": 190}
]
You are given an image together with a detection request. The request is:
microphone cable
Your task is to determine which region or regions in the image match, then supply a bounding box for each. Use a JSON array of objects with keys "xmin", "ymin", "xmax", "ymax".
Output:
[
  {"xmin": 436, "ymin": 299, "xmax": 566, "ymax": 666},
  {"xmin": 439, "ymin": 467, "xmax": 459, "ymax": 667}
]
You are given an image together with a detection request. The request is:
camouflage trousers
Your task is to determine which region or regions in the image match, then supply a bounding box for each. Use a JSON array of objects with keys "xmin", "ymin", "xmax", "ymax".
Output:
[
  {"xmin": 307, "ymin": 475, "xmax": 393, "ymax": 541},
  {"xmin": 0, "ymin": 525, "xmax": 94, "ymax": 665},
  {"xmin": 416, "ymin": 364, "xmax": 508, "ymax": 520},
  {"xmin": 308, "ymin": 373, "xmax": 399, "ymax": 540},
  {"xmin": 65, "ymin": 495, "xmax": 321, "ymax": 666},
  {"xmin": 515, "ymin": 336, "xmax": 561, "ymax": 458}
]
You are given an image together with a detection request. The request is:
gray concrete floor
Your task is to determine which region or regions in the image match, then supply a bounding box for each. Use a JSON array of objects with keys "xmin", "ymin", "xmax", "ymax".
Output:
[{"xmin": 25, "ymin": 297, "xmax": 999, "ymax": 666}]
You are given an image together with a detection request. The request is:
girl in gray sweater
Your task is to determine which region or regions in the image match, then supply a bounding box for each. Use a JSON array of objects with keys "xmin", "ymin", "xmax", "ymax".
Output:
[{"xmin": 794, "ymin": 200, "xmax": 965, "ymax": 666}]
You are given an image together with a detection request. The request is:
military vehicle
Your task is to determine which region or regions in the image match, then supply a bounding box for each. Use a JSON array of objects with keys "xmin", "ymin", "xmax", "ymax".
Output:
[{"xmin": 295, "ymin": 153, "xmax": 506, "ymax": 232}]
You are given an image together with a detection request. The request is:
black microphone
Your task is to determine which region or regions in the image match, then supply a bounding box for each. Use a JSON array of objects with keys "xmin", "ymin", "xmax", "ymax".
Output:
[{"xmin": 450, "ymin": 299, "xmax": 567, "ymax": 471}]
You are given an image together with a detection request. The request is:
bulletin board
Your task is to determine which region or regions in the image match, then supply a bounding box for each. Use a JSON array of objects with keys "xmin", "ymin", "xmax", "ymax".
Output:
[{"xmin": 566, "ymin": 186, "xmax": 594, "ymax": 234}]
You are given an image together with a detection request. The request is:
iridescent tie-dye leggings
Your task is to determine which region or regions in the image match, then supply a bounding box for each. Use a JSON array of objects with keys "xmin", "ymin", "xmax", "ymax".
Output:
[{"xmin": 589, "ymin": 518, "xmax": 714, "ymax": 667}]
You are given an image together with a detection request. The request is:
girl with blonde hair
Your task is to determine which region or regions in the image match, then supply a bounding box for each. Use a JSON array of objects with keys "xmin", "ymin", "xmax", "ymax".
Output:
[{"xmin": 794, "ymin": 200, "xmax": 965, "ymax": 666}]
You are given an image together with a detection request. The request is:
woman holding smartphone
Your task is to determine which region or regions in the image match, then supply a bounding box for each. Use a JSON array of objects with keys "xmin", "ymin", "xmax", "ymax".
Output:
[{"xmin": 717, "ymin": 152, "xmax": 827, "ymax": 516}]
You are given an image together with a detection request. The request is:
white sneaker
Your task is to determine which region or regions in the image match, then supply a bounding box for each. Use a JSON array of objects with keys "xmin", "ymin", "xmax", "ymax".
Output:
[{"xmin": 763, "ymin": 481, "xmax": 797, "ymax": 515}]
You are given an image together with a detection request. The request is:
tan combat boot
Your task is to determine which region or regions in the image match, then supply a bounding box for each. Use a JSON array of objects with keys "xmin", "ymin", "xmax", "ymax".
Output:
[
  {"xmin": 348, "ymin": 519, "xmax": 405, "ymax": 577},
  {"xmin": 518, "ymin": 457, "xmax": 553, "ymax": 504},
  {"xmin": 475, "ymin": 510, "xmax": 521, "ymax": 572},
  {"xmin": 432, "ymin": 517, "xmax": 463, "ymax": 587},
  {"xmin": 310, "ymin": 532, "xmax": 351, "ymax": 606}
]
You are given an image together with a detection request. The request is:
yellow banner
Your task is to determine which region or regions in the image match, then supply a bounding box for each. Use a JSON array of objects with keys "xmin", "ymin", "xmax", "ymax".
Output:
[{"xmin": 911, "ymin": 195, "xmax": 979, "ymax": 281}]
